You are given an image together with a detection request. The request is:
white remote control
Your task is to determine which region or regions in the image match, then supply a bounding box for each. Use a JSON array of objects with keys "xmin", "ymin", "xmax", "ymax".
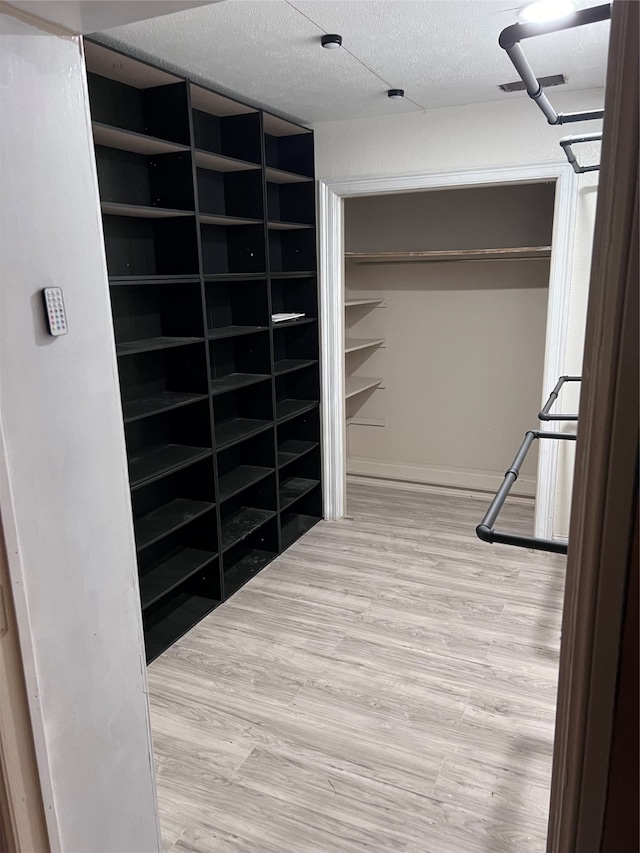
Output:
[{"xmin": 43, "ymin": 287, "xmax": 68, "ymax": 336}]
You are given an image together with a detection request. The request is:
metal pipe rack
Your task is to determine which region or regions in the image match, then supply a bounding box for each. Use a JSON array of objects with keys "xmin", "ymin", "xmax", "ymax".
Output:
[
  {"xmin": 560, "ymin": 133, "xmax": 603, "ymax": 174},
  {"xmin": 476, "ymin": 431, "xmax": 577, "ymax": 554},
  {"xmin": 498, "ymin": 4, "xmax": 610, "ymax": 171},
  {"xmin": 539, "ymin": 375, "xmax": 582, "ymax": 421}
]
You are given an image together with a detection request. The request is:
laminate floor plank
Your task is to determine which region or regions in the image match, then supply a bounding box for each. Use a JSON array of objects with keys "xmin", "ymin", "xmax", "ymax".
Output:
[{"xmin": 149, "ymin": 475, "xmax": 566, "ymax": 853}]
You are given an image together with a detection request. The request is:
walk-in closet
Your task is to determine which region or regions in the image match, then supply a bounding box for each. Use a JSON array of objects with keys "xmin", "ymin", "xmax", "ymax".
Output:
[{"xmin": 344, "ymin": 182, "xmax": 556, "ymax": 512}]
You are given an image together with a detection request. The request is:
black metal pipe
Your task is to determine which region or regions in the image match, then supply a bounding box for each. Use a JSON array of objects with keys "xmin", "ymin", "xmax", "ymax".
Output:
[
  {"xmin": 476, "ymin": 431, "xmax": 577, "ymax": 554},
  {"xmin": 498, "ymin": 5, "xmax": 610, "ymax": 126},
  {"xmin": 539, "ymin": 375, "xmax": 582, "ymax": 421}
]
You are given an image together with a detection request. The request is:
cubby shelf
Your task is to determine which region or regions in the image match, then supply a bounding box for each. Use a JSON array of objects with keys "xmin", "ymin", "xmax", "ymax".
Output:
[
  {"xmin": 135, "ymin": 499, "xmax": 215, "ymax": 552},
  {"xmin": 219, "ymin": 465, "xmax": 274, "ymax": 502},
  {"xmin": 268, "ymin": 221, "xmax": 314, "ymax": 231},
  {"xmin": 272, "ymin": 317, "xmax": 316, "ymax": 330},
  {"xmin": 92, "ymin": 122, "xmax": 190, "ymax": 156},
  {"xmin": 221, "ymin": 508, "xmax": 277, "ymax": 551},
  {"xmin": 278, "ymin": 439, "xmax": 319, "ymax": 468},
  {"xmin": 102, "ymin": 202, "xmax": 194, "ymax": 219},
  {"xmin": 128, "ymin": 444, "xmax": 212, "ymax": 489},
  {"xmin": 116, "ymin": 336, "xmax": 204, "ymax": 357},
  {"xmin": 199, "ymin": 213, "xmax": 263, "ymax": 227},
  {"xmin": 123, "ymin": 391, "xmax": 209, "ymax": 423},
  {"xmin": 281, "ymin": 513, "xmax": 319, "ymax": 549},
  {"xmin": 144, "ymin": 593, "xmax": 220, "ymax": 662},
  {"xmin": 215, "ymin": 418, "xmax": 273, "ymax": 450},
  {"xmin": 208, "ymin": 325, "xmax": 268, "ymax": 340},
  {"xmin": 140, "ymin": 548, "xmax": 217, "ymax": 610},
  {"xmin": 88, "ymin": 41, "xmax": 321, "ymax": 662},
  {"xmin": 279, "ymin": 477, "xmax": 319, "ymax": 511},
  {"xmin": 210, "ymin": 373, "xmax": 271, "ymax": 395},
  {"xmin": 274, "ymin": 358, "xmax": 317, "ymax": 376},
  {"xmin": 194, "ymin": 149, "xmax": 261, "ymax": 173},
  {"xmin": 224, "ymin": 550, "xmax": 274, "ymax": 597},
  {"xmin": 276, "ymin": 400, "xmax": 318, "ymax": 423},
  {"xmin": 265, "ymin": 167, "xmax": 312, "ymax": 184}
]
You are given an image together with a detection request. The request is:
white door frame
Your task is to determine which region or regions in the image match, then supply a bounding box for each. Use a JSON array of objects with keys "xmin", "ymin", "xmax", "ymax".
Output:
[{"xmin": 318, "ymin": 160, "xmax": 578, "ymax": 538}]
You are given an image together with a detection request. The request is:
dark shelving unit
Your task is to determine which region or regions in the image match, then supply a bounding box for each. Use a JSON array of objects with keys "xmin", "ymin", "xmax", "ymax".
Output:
[{"xmin": 87, "ymin": 41, "xmax": 321, "ymax": 663}]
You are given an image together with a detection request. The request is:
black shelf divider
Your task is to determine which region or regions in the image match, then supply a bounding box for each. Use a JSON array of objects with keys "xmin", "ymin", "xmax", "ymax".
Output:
[{"xmin": 87, "ymin": 40, "xmax": 321, "ymax": 662}]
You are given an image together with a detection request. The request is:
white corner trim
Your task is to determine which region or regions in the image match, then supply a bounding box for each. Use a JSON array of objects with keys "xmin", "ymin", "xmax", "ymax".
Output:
[
  {"xmin": 318, "ymin": 161, "xmax": 578, "ymax": 527},
  {"xmin": 318, "ymin": 180, "xmax": 345, "ymax": 520}
]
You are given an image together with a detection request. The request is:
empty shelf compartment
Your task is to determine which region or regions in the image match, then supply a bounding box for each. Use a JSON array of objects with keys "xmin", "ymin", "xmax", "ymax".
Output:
[
  {"xmin": 223, "ymin": 548, "xmax": 274, "ymax": 598},
  {"xmin": 345, "ymin": 338, "xmax": 385, "ymax": 354},
  {"xmin": 220, "ymin": 507, "xmax": 276, "ymax": 551},
  {"xmin": 276, "ymin": 400, "xmax": 318, "ymax": 423},
  {"xmin": 210, "ymin": 373, "xmax": 270, "ymax": 395},
  {"xmin": 215, "ymin": 418, "xmax": 272, "ymax": 449},
  {"xmin": 123, "ymin": 391, "xmax": 208, "ymax": 423},
  {"xmin": 139, "ymin": 547, "xmax": 217, "ymax": 610},
  {"xmin": 281, "ymin": 513, "xmax": 320, "ymax": 549},
  {"xmin": 219, "ymin": 465, "xmax": 274, "ymax": 502},
  {"xmin": 279, "ymin": 477, "xmax": 319, "ymax": 511},
  {"xmin": 135, "ymin": 498, "xmax": 215, "ymax": 551},
  {"xmin": 128, "ymin": 444, "xmax": 212, "ymax": 489},
  {"xmin": 278, "ymin": 439, "xmax": 319, "ymax": 468},
  {"xmin": 274, "ymin": 359, "xmax": 316, "ymax": 376}
]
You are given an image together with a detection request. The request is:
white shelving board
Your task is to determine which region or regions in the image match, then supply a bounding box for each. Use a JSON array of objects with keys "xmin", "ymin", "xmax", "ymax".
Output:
[{"xmin": 345, "ymin": 377, "xmax": 383, "ymax": 399}]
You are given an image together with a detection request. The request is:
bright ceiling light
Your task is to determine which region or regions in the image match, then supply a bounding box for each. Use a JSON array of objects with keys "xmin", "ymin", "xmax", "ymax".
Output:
[
  {"xmin": 387, "ymin": 89, "xmax": 405, "ymax": 100},
  {"xmin": 519, "ymin": 0, "xmax": 576, "ymax": 23},
  {"xmin": 321, "ymin": 34, "xmax": 342, "ymax": 49}
]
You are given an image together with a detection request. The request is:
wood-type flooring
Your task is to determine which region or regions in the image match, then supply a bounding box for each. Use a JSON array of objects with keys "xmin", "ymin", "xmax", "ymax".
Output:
[{"xmin": 148, "ymin": 477, "xmax": 566, "ymax": 853}]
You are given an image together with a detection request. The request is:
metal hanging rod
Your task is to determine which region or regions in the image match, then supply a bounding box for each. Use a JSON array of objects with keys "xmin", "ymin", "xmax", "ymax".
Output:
[
  {"xmin": 498, "ymin": 4, "xmax": 610, "ymax": 126},
  {"xmin": 476, "ymin": 431, "xmax": 577, "ymax": 554},
  {"xmin": 539, "ymin": 375, "xmax": 582, "ymax": 420},
  {"xmin": 559, "ymin": 133, "xmax": 603, "ymax": 173}
]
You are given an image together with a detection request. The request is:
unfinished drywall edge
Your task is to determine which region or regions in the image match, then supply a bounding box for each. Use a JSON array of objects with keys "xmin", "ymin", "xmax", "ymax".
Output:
[
  {"xmin": 0, "ymin": 11, "xmax": 159, "ymax": 851},
  {"xmin": 347, "ymin": 457, "xmax": 536, "ymax": 497}
]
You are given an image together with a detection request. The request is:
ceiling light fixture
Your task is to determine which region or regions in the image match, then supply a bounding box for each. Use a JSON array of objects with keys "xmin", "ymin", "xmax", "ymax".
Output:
[
  {"xmin": 387, "ymin": 89, "xmax": 405, "ymax": 100},
  {"xmin": 519, "ymin": 0, "xmax": 576, "ymax": 24},
  {"xmin": 321, "ymin": 34, "xmax": 342, "ymax": 49}
]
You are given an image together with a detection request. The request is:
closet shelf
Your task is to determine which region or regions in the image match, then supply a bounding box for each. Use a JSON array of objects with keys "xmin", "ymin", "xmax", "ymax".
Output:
[
  {"xmin": 116, "ymin": 336, "xmax": 204, "ymax": 357},
  {"xmin": 281, "ymin": 512, "xmax": 319, "ymax": 549},
  {"xmin": 194, "ymin": 149, "xmax": 261, "ymax": 173},
  {"xmin": 129, "ymin": 444, "xmax": 212, "ymax": 490},
  {"xmin": 276, "ymin": 400, "xmax": 318, "ymax": 423},
  {"xmin": 278, "ymin": 439, "xmax": 319, "ymax": 468},
  {"xmin": 144, "ymin": 593, "xmax": 219, "ymax": 663},
  {"xmin": 208, "ymin": 325, "xmax": 268, "ymax": 340},
  {"xmin": 135, "ymin": 498, "xmax": 215, "ymax": 552},
  {"xmin": 345, "ymin": 338, "xmax": 385, "ymax": 354},
  {"xmin": 345, "ymin": 246, "xmax": 552, "ymax": 263},
  {"xmin": 123, "ymin": 391, "xmax": 209, "ymax": 423},
  {"xmin": 271, "ymin": 317, "xmax": 316, "ymax": 330},
  {"xmin": 215, "ymin": 418, "xmax": 273, "ymax": 450},
  {"xmin": 345, "ymin": 377, "xmax": 382, "ymax": 399},
  {"xmin": 224, "ymin": 550, "xmax": 274, "ymax": 597},
  {"xmin": 101, "ymin": 202, "xmax": 194, "ymax": 219},
  {"xmin": 210, "ymin": 373, "xmax": 270, "ymax": 396},
  {"xmin": 274, "ymin": 358, "xmax": 317, "ymax": 376},
  {"xmin": 92, "ymin": 122, "xmax": 190, "ymax": 156},
  {"xmin": 110, "ymin": 274, "xmax": 201, "ymax": 284},
  {"xmin": 279, "ymin": 477, "xmax": 320, "ymax": 511},
  {"xmin": 267, "ymin": 221, "xmax": 314, "ymax": 231},
  {"xmin": 345, "ymin": 298, "xmax": 385, "ymax": 308},
  {"xmin": 199, "ymin": 213, "xmax": 262, "ymax": 227},
  {"xmin": 221, "ymin": 507, "xmax": 277, "ymax": 551},
  {"xmin": 265, "ymin": 166, "xmax": 313, "ymax": 184},
  {"xmin": 116, "ymin": 337, "xmax": 204, "ymax": 357},
  {"xmin": 219, "ymin": 465, "xmax": 274, "ymax": 503},
  {"xmin": 140, "ymin": 548, "xmax": 218, "ymax": 610}
]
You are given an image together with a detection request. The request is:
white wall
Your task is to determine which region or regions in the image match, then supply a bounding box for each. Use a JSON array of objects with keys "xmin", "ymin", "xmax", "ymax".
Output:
[
  {"xmin": 314, "ymin": 89, "xmax": 600, "ymax": 536},
  {"xmin": 0, "ymin": 9, "xmax": 159, "ymax": 852}
]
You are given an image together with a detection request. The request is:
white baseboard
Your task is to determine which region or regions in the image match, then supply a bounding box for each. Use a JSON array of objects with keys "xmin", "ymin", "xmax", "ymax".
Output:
[{"xmin": 346, "ymin": 456, "xmax": 537, "ymax": 497}]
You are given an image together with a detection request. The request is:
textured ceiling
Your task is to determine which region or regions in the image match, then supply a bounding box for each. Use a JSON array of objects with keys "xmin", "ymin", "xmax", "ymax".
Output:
[{"xmin": 95, "ymin": 0, "xmax": 610, "ymax": 125}]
